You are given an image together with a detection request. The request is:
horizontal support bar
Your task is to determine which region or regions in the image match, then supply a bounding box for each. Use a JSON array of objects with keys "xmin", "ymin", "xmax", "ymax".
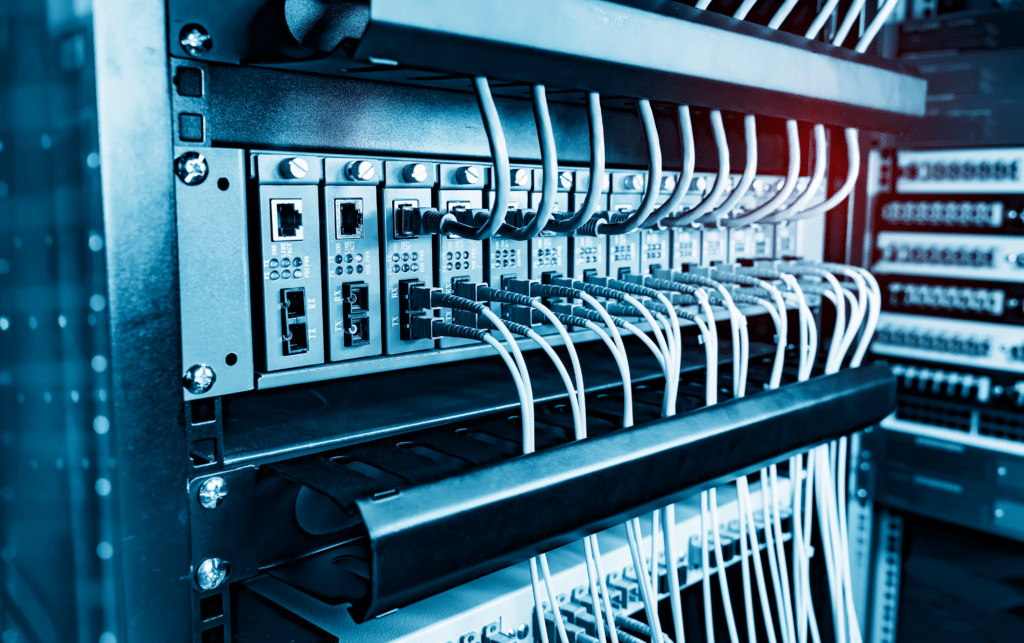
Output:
[
  {"xmin": 351, "ymin": 363, "xmax": 896, "ymax": 620},
  {"xmin": 320, "ymin": 0, "xmax": 927, "ymax": 132}
]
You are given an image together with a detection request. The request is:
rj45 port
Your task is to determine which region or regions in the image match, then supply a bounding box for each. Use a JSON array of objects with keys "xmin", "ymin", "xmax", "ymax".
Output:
[{"xmin": 271, "ymin": 199, "xmax": 303, "ymax": 241}]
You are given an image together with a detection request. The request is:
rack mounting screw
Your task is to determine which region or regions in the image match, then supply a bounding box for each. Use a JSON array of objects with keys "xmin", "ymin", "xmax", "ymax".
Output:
[
  {"xmin": 404, "ymin": 163, "xmax": 428, "ymax": 183},
  {"xmin": 175, "ymin": 152, "xmax": 208, "ymax": 186},
  {"xmin": 512, "ymin": 168, "xmax": 530, "ymax": 187},
  {"xmin": 195, "ymin": 558, "xmax": 230, "ymax": 591},
  {"xmin": 624, "ymin": 174, "xmax": 643, "ymax": 191},
  {"xmin": 183, "ymin": 363, "xmax": 216, "ymax": 394},
  {"xmin": 179, "ymin": 24, "xmax": 212, "ymax": 57},
  {"xmin": 280, "ymin": 157, "xmax": 308, "ymax": 180},
  {"xmin": 456, "ymin": 166, "xmax": 480, "ymax": 185},
  {"xmin": 558, "ymin": 171, "xmax": 573, "ymax": 190},
  {"xmin": 346, "ymin": 160, "xmax": 375, "ymax": 182},
  {"xmin": 661, "ymin": 175, "xmax": 675, "ymax": 192},
  {"xmin": 198, "ymin": 476, "xmax": 229, "ymax": 509}
]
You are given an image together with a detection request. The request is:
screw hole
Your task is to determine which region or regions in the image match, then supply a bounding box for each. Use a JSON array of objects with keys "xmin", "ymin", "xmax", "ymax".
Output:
[
  {"xmin": 225, "ymin": 352, "xmax": 237, "ymax": 366},
  {"xmin": 217, "ymin": 178, "xmax": 230, "ymax": 191}
]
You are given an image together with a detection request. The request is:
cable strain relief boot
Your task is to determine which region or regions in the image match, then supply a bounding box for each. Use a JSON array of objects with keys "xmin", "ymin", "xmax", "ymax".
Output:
[
  {"xmin": 418, "ymin": 209, "xmax": 457, "ymax": 235},
  {"xmin": 535, "ymin": 283, "xmax": 579, "ymax": 300},
  {"xmin": 504, "ymin": 320, "xmax": 532, "ymax": 337},
  {"xmin": 435, "ymin": 292, "xmax": 487, "ymax": 313},
  {"xmin": 577, "ymin": 215, "xmax": 609, "ymax": 236},
  {"xmin": 465, "ymin": 209, "xmax": 494, "ymax": 228},
  {"xmin": 437, "ymin": 322, "xmax": 489, "ymax": 342}
]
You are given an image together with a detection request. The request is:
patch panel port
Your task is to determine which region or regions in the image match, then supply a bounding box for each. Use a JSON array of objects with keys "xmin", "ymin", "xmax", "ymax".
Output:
[
  {"xmin": 280, "ymin": 287, "xmax": 309, "ymax": 355},
  {"xmin": 270, "ymin": 199, "xmax": 304, "ymax": 241},
  {"xmin": 393, "ymin": 199, "xmax": 420, "ymax": 239},
  {"xmin": 335, "ymin": 198, "xmax": 364, "ymax": 239},
  {"xmin": 345, "ymin": 315, "xmax": 371, "ymax": 347},
  {"xmin": 398, "ymin": 278, "xmax": 427, "ymax": 340},
  {"xmin": 342, "ymin": 281, "xmax": 369, "ymax": 316}
]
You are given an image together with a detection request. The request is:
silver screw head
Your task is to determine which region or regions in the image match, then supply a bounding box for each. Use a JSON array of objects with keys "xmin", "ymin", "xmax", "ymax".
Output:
[
  {"xmin": 198, "ymin": 477, "xmax": 229, "ymax": 509},
  {"xmin": 558, "ymin": 172, "xmax": 573, "ymax": 190},
  {"xmin": 183, "ymin": 364, "xmax": 216, "ymax": 394},
  {"xmin": 456, "ymin": 166, "xmax": 480, "ymax": 185},
  {"xmin": 693, "ymin": 177, "xmax": 708, "ymax": 192},
  {"xmin": 346, "ymin": 160, "xmax": 375, "ymax": 182},
  {"xmin": 280, "ymin": 157, "xmax": 308, "ymax": 180},
  {"xmin": 512, "ymin": 168, "xmax": 530, "ymax": 187},
  {"xmin": 404, "ymin": 163, "xmax": 428, "ymax": 183},
  {"xmin": 195, "ymin": 558, "xmax": 230, "ymax": 591},
  {"xmin": 625, "ymin": 174, "xmax": 643, "ymax": 191},
  {"xmin": 661, "ymin": 175, "xmax": 675, "ymax": 192},
  {"xmin": 175, "ymin": 152, "xmax": 208, "ymax": 186},
  {"xmin": 180, "ymin": 25, "xmax": 212, "ymax": 57}
]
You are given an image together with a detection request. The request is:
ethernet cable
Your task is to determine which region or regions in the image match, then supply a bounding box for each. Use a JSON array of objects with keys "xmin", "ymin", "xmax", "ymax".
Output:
[
  {"xmin": 766, "ymin": 0, "xmax": 799, "ymax": 29},
  {"xmin": 590, "ymin": 99, "xmax": 663, "ymax": 235},
  {"xmin": 655, "ymin": 272, "xmax": 747, "ymax": 399},
  {"xmin": 709, "ymin": 269, "xmax": 788, "ymax": 389},
  {"xmin": 847, "ymin": 267, "xmax": 880, "ymax": 368},
  {"xmin": 645, "ymin": 105, "xmax": 696, "ymax": 229},
  {"xmin": 736, "ymin": 473, "xmax": 757, "ymax": 643},
  {"xmin": 709, "ymin": 487, "xmax": 741, "ymax": 643},
  {"xmin": 737, "ymin": 475, "xmax": 778, "ymax": 643},
  {"xmin": 407, "ymin": 299, "xmax": 572, "ymax": 643},
  {"xmin": 566, "ymin": 277, "xmax": 681, "ymax": 413},
  {"xmin": 780, "ymin": 0, "xmax": 903, "ymax": 225},
  {"xmin": 547, "ymin": 92, "xmax": 606, "ymax": 234},
  {"xmin": 724, "ymin": 120, "xmax": 800, "ymax": 227},
  {"xmin": 501, "ymin": 85, "xmax": 558, "ymax": 240},
  {"xmin": 408, "ymin": 319, "xmax": 561, "ymax": 643},
  {"xmin": 696, "ymin": 114, "xmax": 758, "ymax": 226},
  {"xmin": 762, "ymin": 125, "xmax": 828, "ymax": 224},
  {"xmin": 664, "ymin": 110, "xmax": 730, "ymax": 228},
  {"xmin": 431, "ymin": 77, "xmax": 509, "ymax": 240},
  {"xmin": 700, "ymin": 491, "xmax": 714, "ymax": 643}
]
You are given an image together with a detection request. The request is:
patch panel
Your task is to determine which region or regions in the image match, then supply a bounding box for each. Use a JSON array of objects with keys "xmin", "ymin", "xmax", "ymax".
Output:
[
  {"xmin": 895, "ymin": 147, "xmax": 1024, "ymax": 194},
  {"xmin": 879, "ymin": 359, "xmax": 1024, "ymax": 452},
  {"xmin": 872, "ymin": 312, "xmax": 1024, "ymax": 373},
  {"xmin": 877, "ymin": 275, "xmax": 1024, "ymax": 324},
  {"xmin": 878, "ymin": 195, "xmax": 1024, "ymax": 232},
  {"xmin": 878, "ymin": 277, "xmax": 1024, "ymax": 321},
  {"xmin": 873, "ymin": 231, "xmax": 1024, "ymax": 279}
]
